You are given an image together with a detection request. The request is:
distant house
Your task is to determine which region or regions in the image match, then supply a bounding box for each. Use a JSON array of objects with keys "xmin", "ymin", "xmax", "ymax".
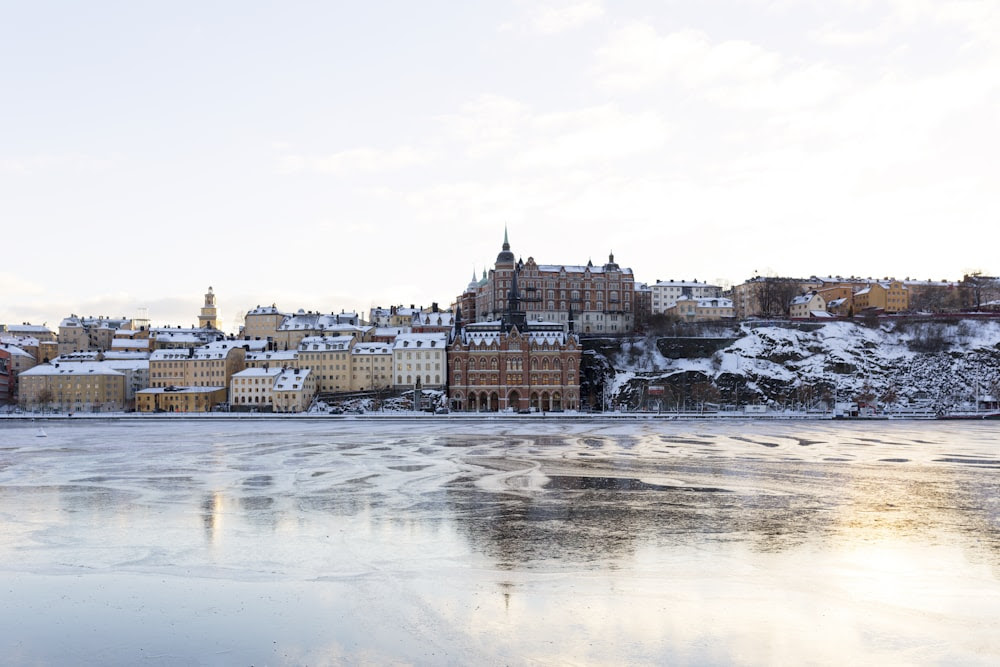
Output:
[{"xmin": 790, "ymin": 291, "xmax": 826, "ymax": 319}]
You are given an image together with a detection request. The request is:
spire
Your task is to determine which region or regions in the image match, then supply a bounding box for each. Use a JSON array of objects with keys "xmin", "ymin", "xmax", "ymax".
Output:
[{"xmin": 503, "ymin": 225, "xmax": 510, "ymax": 250}]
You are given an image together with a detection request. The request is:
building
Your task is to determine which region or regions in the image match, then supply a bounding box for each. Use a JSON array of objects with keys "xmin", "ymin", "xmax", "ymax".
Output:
[
  {"xmin": 58, "ymin": 315, "xmax": 132, "ymax": 355},
  {"xmin": 350, "ymin": 342, "xmax": 393, "ymax": 391},
  {"xmin": 650, "ymin": 280, "xmax": 722, "ymax": 314},
  {"xmin": 666, "ymin": 296, "xmax": 735, "ymax": 322},
  {"xmin": 273, "ymin": 311, "xmax": 370, "ymax": 351},
  {"xmin": 198, "ymin": 287, "xmax": 220, "ymax": 330},
  {"xmin": 789, "ymin": 291, "xmax": 827, "ymax": 319},
  {"xmin": 392, "ymin": 333, "xmax": 447, "ymax": 390},
  {"xmin": 0, "ymin": 342, "xmax": 38, "ymax": 402},
  {"xmin": 242, "ymin": 305, "xmax": 288, "ymax": 341},
  {"xmin": 136, "ymin": 386, "xmax": 228, "ymax": 413},
  {"xmin": 464, "ymin": 231, "xmax": 636, "ymax": 334},
  {"xmin": 18, "ymin": 361, "xmax": 127, "ymax": 412},
  {"xmin": 148, "ymin": 340, "xmax": 252, "ymax": 391},
  {"xmin": 273, "ymin": 369, "xmax": 316, "ymax": 413},
  {"xmin": 633, "ymin": 282, "xmax": 652, "ymax": 330},
  {"xmin": 411, "ymin": 308, "xmax": 455, "ymax": 336},
  {"xmin": 854, "ymin": 280, "xmax": 909, "ymax": 313},
  {"xmin": 150, "ymin": 327, "xmax": 226, "ymax": 349},
  {"xmin": 296, "ymin": 335, "xmax": 355, "ymax": 393},
  {"xmin": 0, "ymin": 348, "xmax": 12, "ymax": 404},
  {"xmin": 448, "ymin": 320, "xmax": 581, "ymax": 413},
  {"xmin": 230, "ymin": 367, "xmax": 282, "ymax": 410},
  {"xmin": 4, "ymin": 323, "xmax": 56, "ymax": 343}
]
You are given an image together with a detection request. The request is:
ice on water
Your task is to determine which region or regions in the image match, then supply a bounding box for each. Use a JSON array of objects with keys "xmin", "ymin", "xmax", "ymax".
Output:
[{"xmin": 1, "ymin": 419, "xmax": 999, "ymax": 665}]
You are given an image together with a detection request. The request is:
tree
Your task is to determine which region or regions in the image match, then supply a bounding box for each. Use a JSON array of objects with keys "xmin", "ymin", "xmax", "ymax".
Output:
[{"xmin": 751, "ymin": 277, "xmax": 801, "ymax": 317}]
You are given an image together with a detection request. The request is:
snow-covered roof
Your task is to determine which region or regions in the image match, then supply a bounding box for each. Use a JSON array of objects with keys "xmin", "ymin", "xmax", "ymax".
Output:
[
  {"xmin": 353, "ymin": 342, "xmax": 392, "ymax": 355},
  {"xmin": 1, "ymin": 334, "xmax": 39, "ymax": 347},
  {"xmin": 809, "ymin": 310, "xmax": 834, "ymax": 318},
  {"xmin": 247, "ymin": 305, "xmax": 287, "ymax": 316},
  {"xmin": 653, "ymin": 280, "xmax": 719, "ymax": 289},
  {"xmin": 0, "ymin": 343, "xmax": 34, "ymax": 359},
  {"xmin": 112, "ymin": 338, "xmax": 151, "ymax": 349},
  {"xmin": 103, "ymin": 359, "xmax": 150, "ymax": 372},
  {"xmin": 536, "ymin": 264, "xmax": 633, "ymax": 275},
  {"xmin": 274, "ymin": 369, "xmax": 311, "ymax": 391},
  {"xmin": 6, "ymin": 324, "xmax": 52, "ymax": 335},
  {"xmin": 279, "ymin": 312, "xmax": 362, "ymax": 330},
  {"xmin": 298, "ymin": 335, "xmax": 355, "ymax": 352},
  {"xmin": 22, "ymin": 362, "xmax": 125, "ymax": 377},
  {"xmin": 393, "ymin": 333, "xmax": 447, "ymax": 350},
  {"xmin": 232, "ymin": 367, "xmax": 282, "ymax": 379}
]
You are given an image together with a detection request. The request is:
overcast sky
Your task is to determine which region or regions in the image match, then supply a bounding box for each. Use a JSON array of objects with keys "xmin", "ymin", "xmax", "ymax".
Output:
[{"xmin": 3, "ymin": 0, "xmax": 998, "ymax": 333}]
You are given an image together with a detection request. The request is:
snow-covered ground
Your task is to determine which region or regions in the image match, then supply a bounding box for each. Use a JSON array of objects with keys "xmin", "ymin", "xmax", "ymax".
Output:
[
  {"xmin": 602, "ymin": 320, "xmax": 1000, "ymax": 411},
  {"xmin": 1, "ymin": 420, "xmax": 999, "ymax": 664}
]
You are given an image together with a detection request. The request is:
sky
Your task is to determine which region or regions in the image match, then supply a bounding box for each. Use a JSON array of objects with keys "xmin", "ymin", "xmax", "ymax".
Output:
[{"xmin": 2, "ymin": 0, "xmax": 998, "ymax": 334}]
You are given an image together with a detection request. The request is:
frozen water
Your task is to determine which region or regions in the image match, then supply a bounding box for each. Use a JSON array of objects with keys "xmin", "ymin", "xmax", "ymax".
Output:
[{"xmin": 1, "ymin": 419, "xmax": 999, "ymax": 664}]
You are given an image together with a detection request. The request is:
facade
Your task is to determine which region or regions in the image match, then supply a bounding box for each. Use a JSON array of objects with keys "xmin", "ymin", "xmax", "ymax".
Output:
[
  {"xmin": 0, "ymin": 348, "xmax": 11, "ymax": 404},
  {"xmin": 666, "ymin": 296, "xmax": 735, "ymax": 322},
  {"xmin": 273, "ymin": 369, "xmax": 315, "ymax": 413},
  {"xmin": 465, "ymin": 232, "xmax": 636, "ymax": 334},
  {"xmin": 274, "ymin": 311, "xmax": 370, "ymax": 351},
  {"xmin": 297, "ymin": 335, "xmax": 355, "ymax": 393},
  {"xmin": 447, "ymin": 321, "xmax": 581, "ymax": 412},
  {"xmin": 198, "ymin": 287, "xmax": 220, "ymax": 330},
  {"xmin": 18, "ymin": 361, "xmax": 127, "ymax": 412},
  {"xmin": 242, "ymin": 305, "xmax": 288, "ymax": 341},
  {"xmin": 650, "ymin": 280, "xmax": 722, "ymax": 314},
  {"xmin": 0, "ymin": 342, "xmax": 37, "ymax": 402},
  {"xmin": 245, "ymin": 349, "xmax": 299, "ymax": 370},
  {"xmin": 5, "ymin": 324, "xmax": 56, "ymax": 343},
  {"xmin": 58, "ymin": 315, "xmax": 132, "ymax": 355},
  {"xmin": 854, "ymin": 281, "xmax": 909, "ymax": 313},
  {"xmin": 150, "ymin": 327, "xmax": 225, "ymax": 349},
  {"xmin": 392, "ymin": 333, "xmax": 447, "ymax": 390},
  {"xmin": 789, "ymin": 292, "xmax": 827, "ymax": 319},
  {"xmin": 411, "ymin": 309, "xmax": 455, "ymax": 336},
  {"xmin": 633, "ymin": 282, "xmax": 652, "ymax": 330},
  {"xmin": 136, "ymin": 386, "xmax": 228, "ymax": 413},
  {"xmin": 148, "ymin": 340, "xmax": 251, "ymax": 391},
  {"xmin": 230, "ymin": 367, "xmax": 282, "ymax": 409},
  {"xmin": 350, "ymin": 342, "xmax": 393, "ymax": 391}
]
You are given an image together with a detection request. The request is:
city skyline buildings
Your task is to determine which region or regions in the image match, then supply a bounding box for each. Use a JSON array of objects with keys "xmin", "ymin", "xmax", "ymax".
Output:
[{"xmin": 3, "ymin": 1, "xmax": 998, "ymax": 331}]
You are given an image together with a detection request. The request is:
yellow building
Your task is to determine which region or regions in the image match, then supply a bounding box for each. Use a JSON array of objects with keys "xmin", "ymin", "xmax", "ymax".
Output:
[
  {"xmin": 19, "ymin": 361, "xmax": 127, "ymax": 412},
  {"xmin": 148, "ymin": 341, "xmax": 249, "ymax": 389},
  {"xmin": 136, "ymin": 386, "xmax": 228, "ymax": 413},
  {"xmin": 854, "ymin": 281, "xmax": 909, "ymax": 313},
  {"xmin": 198, "ymin": 287, "xmax": 220, "ymax": 330},
  {"xmin": 297, "ymin": 335, "xmax": 355, "ymax": 393},
  {"xmin": 350, "ymin": 342, "xmax": 393, "ymax": 391},
  {"xmin": 789, "ymin": 292, "xmax": 826, "ymax": 319},
  {"xmin": 242, "ymin": 305, "xmax": 288, "ymax": 342},
  {"xmin": 58, "ymin": 315, "xmax": 132, "ymax": 355}
]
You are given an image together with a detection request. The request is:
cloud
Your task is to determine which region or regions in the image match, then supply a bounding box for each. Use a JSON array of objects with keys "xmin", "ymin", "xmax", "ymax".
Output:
[
  {"xmin": 529, "ymin": 1, "xmax": 605, "ymax": 34},
  {"xmin": 0, "ymin": 154, "xmax": 117, "ymax": 174},
  {"xmin": 442, "ymin": 95, "xmax": 670, "ymax": 168},
  {"xmin": 594, "ymin": 22, "xmax": 849, "ymax": 110},
  {"xmin": 276, "ymin": 146, "xmax": 433, "ymax": 175}
]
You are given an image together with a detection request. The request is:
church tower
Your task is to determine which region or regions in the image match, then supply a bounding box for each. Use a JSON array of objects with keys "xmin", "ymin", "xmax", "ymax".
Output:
[{"xmin": 199, "ymin": 286, "xmax": 219, "ymax": 330}]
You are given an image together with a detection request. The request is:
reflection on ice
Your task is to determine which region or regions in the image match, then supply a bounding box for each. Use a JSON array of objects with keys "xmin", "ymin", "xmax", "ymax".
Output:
[{"xmin": 1, "ymin": 419, "xmax": 999, "ymax": 664}]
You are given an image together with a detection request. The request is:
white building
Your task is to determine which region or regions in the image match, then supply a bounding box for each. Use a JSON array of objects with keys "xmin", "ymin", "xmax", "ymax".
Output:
[
  {"xmin": 651, "ymin": 280, "xmax": 722, "ymax": 314},
  {"xmin": 392, "ymin": 333, "xmax": 447, "ymax": 389},
  {"xmin": 230, "ymin": 367, "xmax": 282, "ymax": 409}
]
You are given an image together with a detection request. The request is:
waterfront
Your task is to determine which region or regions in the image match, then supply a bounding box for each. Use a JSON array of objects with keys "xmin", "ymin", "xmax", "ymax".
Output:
[{"xmin": 1, "ymin": 420, "xmax": 999, "ymax": 665}]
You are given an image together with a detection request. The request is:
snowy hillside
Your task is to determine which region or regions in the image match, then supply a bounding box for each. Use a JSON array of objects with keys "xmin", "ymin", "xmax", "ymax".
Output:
[{"xmin": 588, "ymin": 319, "xmax": 1000, "ymax": 412}]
